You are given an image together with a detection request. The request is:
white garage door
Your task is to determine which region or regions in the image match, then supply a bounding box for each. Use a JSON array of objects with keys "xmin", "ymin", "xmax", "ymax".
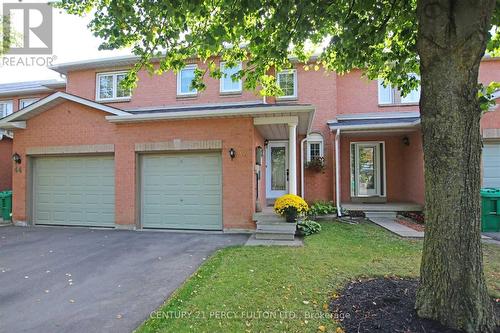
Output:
[
  {"xmin": 33, "ymin": 156, "xmax": 115, "ymax": 227},
  {"xmin": 483, "ymin": 143, "xmax": 500, "ymax": 188},
  {"xmin": 141, "ymin": 153, "xmax": 222, "ymax": 230}
]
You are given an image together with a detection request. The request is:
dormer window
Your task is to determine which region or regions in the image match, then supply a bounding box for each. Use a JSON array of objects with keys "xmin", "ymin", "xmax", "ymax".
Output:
[
  {"xmin": 96, "ymin": 71, "xmax": 131, "ymax": 102},
  {"xmin": 277, "ymin": 69, "xmax": 297, "ymax": 99},
  {"xmin": 378, "ymin": 74, "xmax": 420, "ymax": 105}
]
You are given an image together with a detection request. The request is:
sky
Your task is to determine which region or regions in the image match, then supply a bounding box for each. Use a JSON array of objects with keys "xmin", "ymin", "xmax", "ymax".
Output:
[{"xmin": 0, "ymin": 0, "xmax": 132, "ymax": 83}]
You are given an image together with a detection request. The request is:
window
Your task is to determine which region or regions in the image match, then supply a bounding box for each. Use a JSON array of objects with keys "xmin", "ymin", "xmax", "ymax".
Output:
[
  {"xmin": 220, "ymin": 62, "xmax": 242, "ymax": 93},
  {"xmin": 277, "ymin": 69, "xmax": 297, "ymax": 99},
  {"xmin": 96, "ymin": 71, "xmax": 131, "ymax": 101},
  {"xmin": 177, "ymin": 64, "xmax": 197, "ymax": 96},
  {"xmin": 19, "ymin": 98, "xmax": 39, "ymax": 109},
  {"xmin": 0, "ymin": 101, "xmax": 13, "ymax": 118},
  {"xmin": 378, "ymin": 74, "xmax": 420, "ymax": 105},
  {"xmin": 306, "ymin": 133, "xmax": 324, "ymax": 162}
]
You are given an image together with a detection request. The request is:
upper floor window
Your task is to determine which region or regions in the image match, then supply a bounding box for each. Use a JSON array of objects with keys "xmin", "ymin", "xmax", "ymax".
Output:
[
  {"xmin": 177, "ymin": 64, "xmax": 197, "ymax": 96},
  {"xmin": 96, "ymin": 71, "xmax": 131, "ymax": 101},
  {"xmin": 306, "ymin": 133, "xmax": 324, "ymax": 162},
  {"xmin": 277, "ymin": 69, "xmax": 297, "ymax": 99},
  {"xmin": 378, "ymin": 74, "xmax": 420, "ymax": 105},
  {"xmin": 19, "ymin": 98, "xmax": 39, "ymax": 109},
  {"xmin": 0, "ymin": 101, "xmax": 13, "ymax": 118},
  {"xmin": 220, "ymin": 62, "xmax": 242, "ymax": 93}
]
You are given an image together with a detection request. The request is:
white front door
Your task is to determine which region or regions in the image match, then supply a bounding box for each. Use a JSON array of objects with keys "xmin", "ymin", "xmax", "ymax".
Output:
[
  {"xmin": 266, "ymin": 141, "xmax": 288, "ymax": 198},
  {"xmin": 351, "ymin": 142, "xmax": 386, "ymax": 197}
]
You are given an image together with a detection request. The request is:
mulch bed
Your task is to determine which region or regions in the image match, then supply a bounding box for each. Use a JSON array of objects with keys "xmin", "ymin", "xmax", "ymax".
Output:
[
  {"xmin": 330, "ymin": 277, "xmax": 500, "ymax": 333},
  {"xmin": 397, "ymin": 217, "xmax": 425, "ymax": 232}
]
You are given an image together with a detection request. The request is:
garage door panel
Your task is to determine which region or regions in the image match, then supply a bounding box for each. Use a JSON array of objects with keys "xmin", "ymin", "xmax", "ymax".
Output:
[
  {"xmin": 34, "ymin": 156, "xmax": 115, "ymax": 227},
  {"xmin": 483, "ymin": 143, "xmax": 500, "ymax": 188},
  {"xmin": 142, "ymin": 153, "xmax": 222, "ymax": 230}
]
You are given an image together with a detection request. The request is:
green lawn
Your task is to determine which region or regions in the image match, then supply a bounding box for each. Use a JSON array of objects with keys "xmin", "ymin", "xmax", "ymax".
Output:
[{"xmin": 137, "ymin": 221, "xmax": 500, "ymax": 333}]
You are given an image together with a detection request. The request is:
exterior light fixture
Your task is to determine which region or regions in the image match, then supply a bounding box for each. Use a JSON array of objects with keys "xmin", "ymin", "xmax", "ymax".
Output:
[
  {"xmin": 229, "ymin": 148, "xmax": 236, "ymax": 159},
  {"xmin": 402, "ymin": 136, "xmax": 410, "ymax": 146},
  {"xmin": 12, "ymin": 153, "xmax": 21, "ymax": 164},
  {"xmin": 255, "ymin": 146, "xmax": 263, "ymax": 165},
  {"xmin": 264, "ymin": 139, "xmax": 269, "ymax": 146}
]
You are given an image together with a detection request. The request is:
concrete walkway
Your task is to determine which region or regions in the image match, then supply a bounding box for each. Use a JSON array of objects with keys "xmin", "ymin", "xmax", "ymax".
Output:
[
  {"xmin": 369, "ymin": 217, "xmax": 424, "ymax": 238},
  {"xmin": 369, "ymin": 217, "xmax": 499, "ymax": 245}
]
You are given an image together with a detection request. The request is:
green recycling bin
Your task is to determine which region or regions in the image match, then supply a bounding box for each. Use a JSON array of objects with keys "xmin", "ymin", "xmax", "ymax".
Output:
[
  {"xmin": 480, "ymin": 188, "xmax": 500, "ymax": 232},
  {"xmin": 0, "ymin": 190, "xmax": 12, "ymax": 221}
]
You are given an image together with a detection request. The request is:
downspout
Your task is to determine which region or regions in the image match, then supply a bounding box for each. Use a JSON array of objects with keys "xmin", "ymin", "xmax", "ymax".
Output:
[
  {"xmin": 300, "ymin": 137, "xmax": 307, "ymax": 198},
  {"xmin": 335, "ymin": 128, "xmax": 342, "ymax": 217}
]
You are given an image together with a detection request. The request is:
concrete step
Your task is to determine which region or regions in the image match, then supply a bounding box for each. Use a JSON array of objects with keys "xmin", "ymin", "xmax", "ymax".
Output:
[
  {"xmin": 255, "ymin": 230, "xmax": 295, "ymax": 241},
  {"xmin": 253, "ymin": 214, "xmax": 285, "ymax": 223},
  {"xmin": 365, "ymin": 211, "xmax": 397, "ymax": 219},
  {"xmin": 256, "ymin": 222, "xmax": 296, "ymax": 233}
]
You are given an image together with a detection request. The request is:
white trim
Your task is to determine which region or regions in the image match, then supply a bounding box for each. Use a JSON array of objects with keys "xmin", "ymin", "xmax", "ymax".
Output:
[
  {"xmin": 0, "ymin": 92, "xmax": 130, "ymax": 126},
  {"xmin": 276, "ymin": 69, "xmax": 297, "ymax": 99},
  {"xmin": 96, "ymin": 71, "xmax": 131, "ymax": 102},
  {"xmin": 219, "ymin": 62, "xmax": 242, "ymax": 93},
  {"xmin": 253, "ymin": 116, "xmax": 299, "ymax": 125},
  {"xmin": 350, "ymin": 141, "xmax": 386, "ymax": 198},
  {"xmin": 335, "ymin": 129, "xmax": 341, "ymax": 216},
  {"xmin": 107, "ymin": 104, "xmax": 314, "ymax": 122},
  {"xmin": 306, "ymin": 133, "xmax": 324, "ymax": 162},
  {"xmin": 335, "ymin": 111, "xmax": 420, "ymax": 121},
  {"xmin": 177, "ymin": 64, "xmax": 198, "ymax": 96},
  {"xmin": 329, "ymin": 119, "xmax": 421, "ymax": 131}
]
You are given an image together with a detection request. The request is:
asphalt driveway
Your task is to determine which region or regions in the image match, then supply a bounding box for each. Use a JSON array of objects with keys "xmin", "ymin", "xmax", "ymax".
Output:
[{"xmin": 0, "ymin": 226, "xmax": 248, "ymax": 333}]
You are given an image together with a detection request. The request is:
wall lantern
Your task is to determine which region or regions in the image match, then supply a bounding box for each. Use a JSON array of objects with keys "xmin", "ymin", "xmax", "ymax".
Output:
[
  {"xmin": 402, "ymin": 136, "xmax": 410, "ymax": 146},
  {"xmin": 255, "ymin": 146, "xmax": 263, "ymax": 165},
  {"xmin": 229, "ymin": 148, "xmax": 236, "ymax": 159},
  {"xmin": 12, "ymin": 153, "xmax": 21, "ymax": 165},
  {"xmin": 264, "ymin": 139, "xmax": 269, "ymax": 147}
]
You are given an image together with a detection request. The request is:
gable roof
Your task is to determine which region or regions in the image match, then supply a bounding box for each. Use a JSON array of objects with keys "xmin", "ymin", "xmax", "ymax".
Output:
[{"xmin": 0, "ymin": 92, "xmax": 130, "ymax": 129}]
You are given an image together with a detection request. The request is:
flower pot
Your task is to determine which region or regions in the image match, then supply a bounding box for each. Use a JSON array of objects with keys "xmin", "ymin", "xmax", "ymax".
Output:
[{"xmin": 285, "ymin": 210, "xmax": 298, "ymax": 223}]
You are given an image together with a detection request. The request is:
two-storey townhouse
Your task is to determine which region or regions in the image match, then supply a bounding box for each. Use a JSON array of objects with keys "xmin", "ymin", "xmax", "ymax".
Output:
[
  {"xmin": 0, "ymin": 80, "xmax": 66, "ymax": 191},
  {"xmin": 0, "ymin": 55, "xmax": 498, "ymax": 231}
]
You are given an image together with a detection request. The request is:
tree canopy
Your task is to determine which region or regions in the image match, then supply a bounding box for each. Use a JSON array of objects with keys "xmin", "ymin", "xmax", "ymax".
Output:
[{"xmin": 59, "ymin": 0, "xmax": 497, "ymax": 96}]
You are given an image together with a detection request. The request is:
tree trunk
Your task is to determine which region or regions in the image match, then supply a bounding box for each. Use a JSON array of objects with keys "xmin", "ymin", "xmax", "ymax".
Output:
[{"xmin": 415, "ymin": 1, "xmax": 498, "ymax": 332}]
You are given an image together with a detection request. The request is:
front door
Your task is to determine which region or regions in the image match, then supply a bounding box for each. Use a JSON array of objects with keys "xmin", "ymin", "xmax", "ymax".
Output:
[
  {"xmin": 266, "ymin": 141, "xmax": 288, "ymax": 198},
  {"xmin": 351, "ymin": 142, "xmax": 385, "ymax": 197}
]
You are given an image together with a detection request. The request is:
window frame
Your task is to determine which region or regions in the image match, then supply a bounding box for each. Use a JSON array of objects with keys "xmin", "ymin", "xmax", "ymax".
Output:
[
  {"xmin": 276, "ymin": 69, "xmax": 298, "ymax": 99},
  {"xmin": 95, "ymin": 71, "xmax": 132, "ymax": 102},
  {"xmin": 0, "ymin": 100, "xmax": 13, "ymax": 118},
  {"xmin": 19, "ymin": 98, "xmax": 39, "ymax": 110},
  {"xmin": 306, "ymin": 133, "xmax": 324, "ymax": 162},
  {"xmin": 177, "ymin": 64, "xmax": 198, "ymax": 96},
  {"xmin": 219, "ymin": 61, "xmax": 243, "ymax": 94},
  {"xmin": 377, "ymin": 74, "xmax": 420, "ymax": 105}
]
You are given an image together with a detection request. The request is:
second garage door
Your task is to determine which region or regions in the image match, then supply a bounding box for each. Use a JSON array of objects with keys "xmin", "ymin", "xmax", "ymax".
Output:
[
  {"xmin": 483, "ymin": 143, "xmax": 500, "ymax": 188},
  {"xmin": 141, "ymin": 153, "xmax": 222, "ymax": 230},
  {"xmin": 33, "ymin": 156, "xmax": 115, "ymax": 227}
]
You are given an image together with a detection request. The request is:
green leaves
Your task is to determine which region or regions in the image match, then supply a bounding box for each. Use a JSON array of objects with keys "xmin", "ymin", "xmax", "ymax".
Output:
[
  {"xmin": 478, "ymin": 82, "xmax": 500, "ymax": 112},
  {"xmin": 56, "ymin": 0, "xmax": 495, "ymax": 98}
]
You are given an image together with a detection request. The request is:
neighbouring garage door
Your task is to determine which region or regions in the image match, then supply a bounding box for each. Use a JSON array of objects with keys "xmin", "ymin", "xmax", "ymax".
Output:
[
  {"xmin": 33, "ymin": 156, "xmax": 115, "ymax": 227},
  {"xmin": 141, "ymin": 153, "xmax": 222, "ymax": 230},
  {"xmin": 483, "ymin": 143, "xmax": 500, "ymax": 188}
]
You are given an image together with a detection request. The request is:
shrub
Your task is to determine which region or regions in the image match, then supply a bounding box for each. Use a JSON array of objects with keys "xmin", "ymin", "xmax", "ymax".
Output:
[
  {"xmin": 297, "ymin": 220, "xmax": 322, "ymax": 236},
  {"xmin": 308, "ymin": 201, "xmax": 337, "ymax": 217},
  {"xmin": 274, "ymin": 194, "xmax": 309, "ymax": 222},
  {"xmin": 400, "ymin": 211, "xmax": 425, "ymax": 224}
]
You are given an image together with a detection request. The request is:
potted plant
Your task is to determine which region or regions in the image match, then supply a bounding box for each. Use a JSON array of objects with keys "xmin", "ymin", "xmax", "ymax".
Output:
[
  {"xmin": 305, "ymin": 156, "xmax": 326, "ymax": 172},
  {"xmin": 274, "ymin": 194, "xmax": 309, "ymax": 222}
]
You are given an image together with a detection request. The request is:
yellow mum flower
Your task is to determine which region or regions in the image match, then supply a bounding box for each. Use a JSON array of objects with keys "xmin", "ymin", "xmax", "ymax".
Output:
[{"xmin": 274, "ymin": 194, "xmax": 309, "ymax": 216}]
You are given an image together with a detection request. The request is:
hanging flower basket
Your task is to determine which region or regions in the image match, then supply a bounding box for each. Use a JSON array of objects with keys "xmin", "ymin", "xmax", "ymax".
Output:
[
  {"xmin": 305, "ymin": 156, "xmax": 326, "ymax": 172},
  {"xmin": 274, "ymin": 194, "xmax": 309, "ymax": 223}
]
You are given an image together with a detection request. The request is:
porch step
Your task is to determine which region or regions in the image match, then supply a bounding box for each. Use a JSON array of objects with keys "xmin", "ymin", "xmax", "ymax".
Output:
[
  {"xmin": 253, "ymin": 210, "xmax": 296, "ymax": 241},
  {"xmin": 365, "ymin": 211, "xmax": 397, "ymax": 219},
  {"xmin": 255, "ymin": 230, "xmax": 295, "ymax": 241}
]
